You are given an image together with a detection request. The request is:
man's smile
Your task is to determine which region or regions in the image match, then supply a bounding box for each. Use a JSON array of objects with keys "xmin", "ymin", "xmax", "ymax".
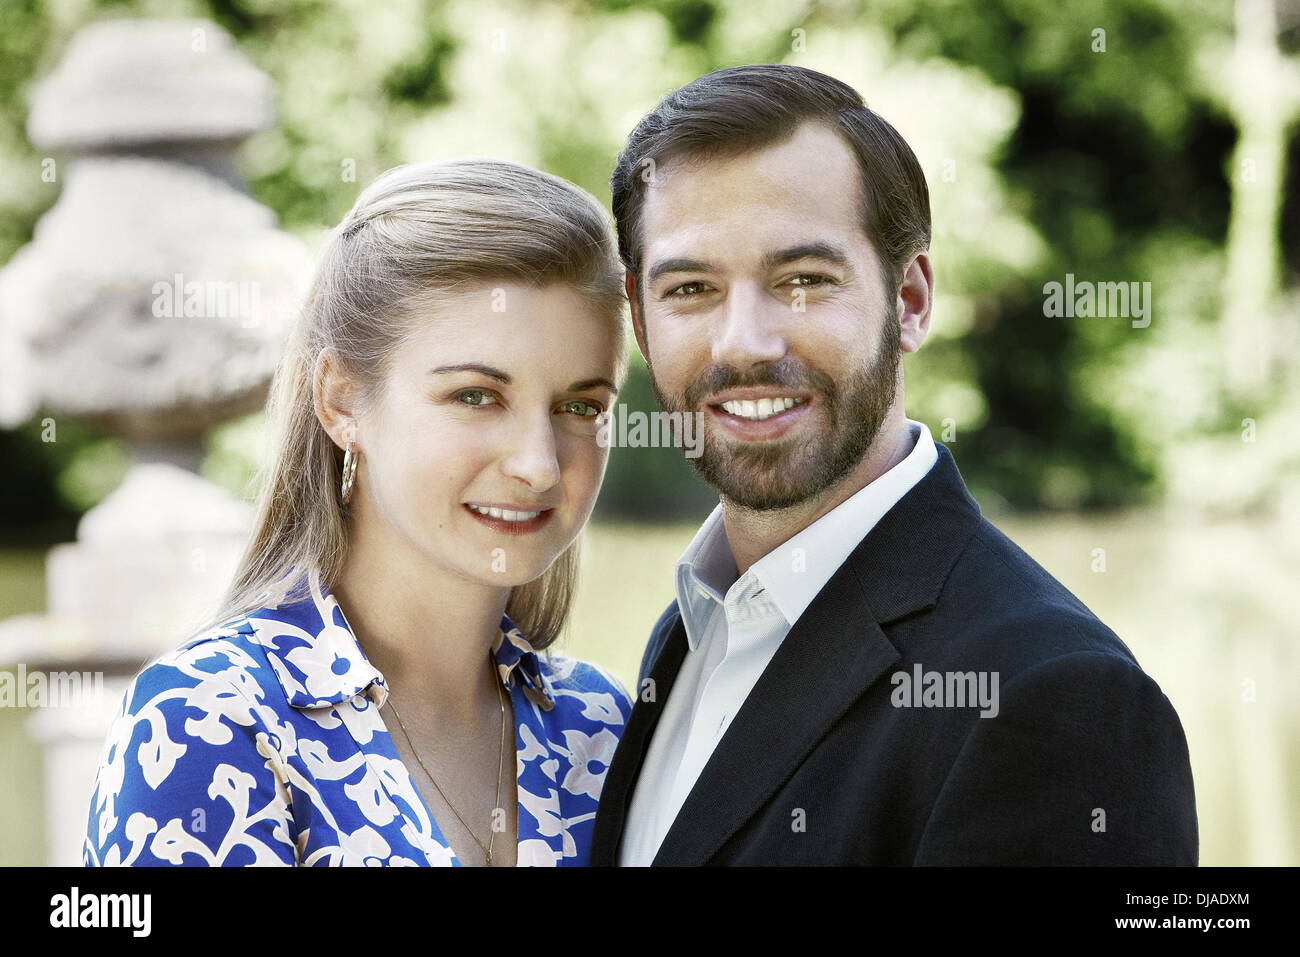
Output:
[{"xmin": 707, "ymin": 393, "xmax": 815, "ymax": 441}]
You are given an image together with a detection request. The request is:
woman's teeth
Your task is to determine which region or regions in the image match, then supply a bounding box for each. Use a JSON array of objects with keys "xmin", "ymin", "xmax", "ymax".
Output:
[
  {"xmin": 719, "ymin": 397, "xmax": 805, "ymax": 420},
  {"xmin": 467, "ymin": 504, "xmax": 543, "ymax": 522}
]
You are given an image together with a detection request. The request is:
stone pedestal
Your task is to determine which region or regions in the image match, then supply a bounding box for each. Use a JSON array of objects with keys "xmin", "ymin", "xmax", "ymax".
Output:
[{"xmin": 0, "ymin": 18, "xmax": 310, "ymax": 865}]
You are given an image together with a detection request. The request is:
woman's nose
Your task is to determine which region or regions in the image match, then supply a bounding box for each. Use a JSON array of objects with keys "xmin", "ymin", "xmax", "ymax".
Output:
[{"xmin": 501, "ymin": 412, "xmax": 561, "ymax": 493}]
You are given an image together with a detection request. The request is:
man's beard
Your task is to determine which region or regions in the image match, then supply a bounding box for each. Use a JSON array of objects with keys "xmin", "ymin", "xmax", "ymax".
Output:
[{"xmin": 648, "ymin": 307, "xmax": 900, "ymax": 512}]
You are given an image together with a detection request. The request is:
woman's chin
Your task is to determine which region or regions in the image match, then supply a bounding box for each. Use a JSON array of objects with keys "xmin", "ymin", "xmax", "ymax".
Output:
[
  {"xmin": 438, "ymin": 505, "xmax": 589, "ymax": 588},
  {"xmin": 450, "ymin": 547, "xmax": 564, "ymax": 590}
]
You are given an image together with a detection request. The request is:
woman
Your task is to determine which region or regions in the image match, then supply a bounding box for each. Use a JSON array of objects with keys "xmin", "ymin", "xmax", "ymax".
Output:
[{"xmin": 82, "ymin": 158, "xmax": 633, "ymax": 866}]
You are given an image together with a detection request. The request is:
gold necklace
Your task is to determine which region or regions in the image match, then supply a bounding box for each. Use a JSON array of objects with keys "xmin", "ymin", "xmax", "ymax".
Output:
[{"xmin": 384, "ymin": 652, "xmax": 509, "ymax": 866}]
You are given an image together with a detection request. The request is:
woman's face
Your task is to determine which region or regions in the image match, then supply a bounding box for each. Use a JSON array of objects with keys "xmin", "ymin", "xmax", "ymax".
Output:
[{"xmin": 344, "ymin": 282, "xmax": 620, "ymax": 590}]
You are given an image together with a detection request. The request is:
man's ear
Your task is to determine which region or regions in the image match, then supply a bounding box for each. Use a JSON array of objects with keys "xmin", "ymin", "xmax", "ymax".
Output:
[
  {"xmin": 896, "ymin": 251, "xmax": 934, "ymax": 354},
  {"xmin": 312, "ymin": 347, "xmax": 360, "ymax": 449},
  {"xmin": 626, "ymin": 270, "xmax": 649, "ymax": 360}
]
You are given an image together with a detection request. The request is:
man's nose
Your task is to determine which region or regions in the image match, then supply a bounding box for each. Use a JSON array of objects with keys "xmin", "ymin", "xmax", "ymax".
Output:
[
  {"xmin": 710, "ymin": 280, "xmax": 789, "ymax": 370},
  {"xmin": 501, "ymin": 411, "xmax": 561, "ymax": 494}
]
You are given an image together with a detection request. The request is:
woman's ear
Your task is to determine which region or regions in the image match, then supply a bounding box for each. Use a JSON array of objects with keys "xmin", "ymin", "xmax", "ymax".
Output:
[{"xmin": 312, "ymin": 348, "xmax": 360, "ymax": 449}]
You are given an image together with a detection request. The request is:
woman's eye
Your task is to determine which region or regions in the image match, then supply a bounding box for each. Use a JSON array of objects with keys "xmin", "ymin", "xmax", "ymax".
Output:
[
  {"xmin": 455, "ymin": 388, "xmax": 499, "ymax": 407},
  {"xmin": 557, "ymin": 399, "xmax": 603, "ymax": 417}
]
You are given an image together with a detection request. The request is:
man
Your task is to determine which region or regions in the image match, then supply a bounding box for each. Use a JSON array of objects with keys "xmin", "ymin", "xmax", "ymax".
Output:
[{"xmin": 589, "ymin": 64, "xmax": 1198, "ymax": 866}]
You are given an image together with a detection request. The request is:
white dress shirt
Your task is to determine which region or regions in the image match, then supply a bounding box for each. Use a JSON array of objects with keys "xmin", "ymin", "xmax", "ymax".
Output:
[{"xmin": 618, "ymin": 418, "xmax": 939, "ymax": 866}]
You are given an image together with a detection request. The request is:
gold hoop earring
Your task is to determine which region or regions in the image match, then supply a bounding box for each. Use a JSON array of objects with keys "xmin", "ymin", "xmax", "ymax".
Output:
[{"xmin": 340, "ymin": 442, "xmax": 358, "ymax": 505}]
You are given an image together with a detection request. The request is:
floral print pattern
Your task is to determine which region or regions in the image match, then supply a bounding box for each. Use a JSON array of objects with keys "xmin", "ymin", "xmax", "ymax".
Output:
[{"xmin": 82, "ymin": 566, "xmax": 632, "ymax": 866}]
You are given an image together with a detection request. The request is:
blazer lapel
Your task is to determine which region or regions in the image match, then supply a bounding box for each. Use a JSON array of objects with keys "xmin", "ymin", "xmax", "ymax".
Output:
[
  {"xmin": 649, "ymin": 563, "xmax": 898, "ymax": 865},
  {"xmin": 588, "ymin": 615, "xmax": 690, "ymax": 864}
]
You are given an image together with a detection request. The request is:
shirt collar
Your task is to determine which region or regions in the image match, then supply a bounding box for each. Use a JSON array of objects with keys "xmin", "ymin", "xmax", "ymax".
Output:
[
  {"xmin": 238, "ymin": 564, "xmax": 555, "ymax": 711},
  {"xmin": 674, "ymin": 419, "xmax": 939, "ymax": 647},
  {"xmin": 673, "ymin": 505, "xmax": 734, "ymax": 650}
]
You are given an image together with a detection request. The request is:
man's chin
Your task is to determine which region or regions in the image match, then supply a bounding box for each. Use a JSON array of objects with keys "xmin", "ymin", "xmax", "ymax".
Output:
[
  {"xmin": 690, "ymin": 422, "xmax": 887, "ymax": 511},
  {"xmin": 691, "ymin": 454, "xmax": 829, "ymax": 512}
]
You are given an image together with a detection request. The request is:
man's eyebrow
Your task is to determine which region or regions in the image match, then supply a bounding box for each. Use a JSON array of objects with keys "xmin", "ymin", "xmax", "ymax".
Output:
[
  {"xmin": 646, "ymin": 258, "xmax": 713, "ymax": 284},
  {"xmin": 430, "ymin": 364, "xmax": 618, "ymax": 395},
  {"xmin": 645, "ymin": 244, "xmax": 852, "ymax": 285},
  {"xmin": 759, "ymin": 242, "xmax": 852, "ymax": 272},
  {"xmin": 429, "ymin": 363, "xmax": 511, "ymax": 382}
]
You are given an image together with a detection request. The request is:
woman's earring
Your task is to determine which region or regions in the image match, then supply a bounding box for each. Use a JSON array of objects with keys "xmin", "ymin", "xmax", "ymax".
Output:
[{"xmin": 340, "ymin": 441, "xmax": 359, "ymax": 505}]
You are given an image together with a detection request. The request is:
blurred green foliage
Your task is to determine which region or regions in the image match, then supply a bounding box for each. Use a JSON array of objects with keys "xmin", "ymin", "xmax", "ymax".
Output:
[{"xmin": 1, "ymin": 0, "xmax": 1297, "ymax": 535}]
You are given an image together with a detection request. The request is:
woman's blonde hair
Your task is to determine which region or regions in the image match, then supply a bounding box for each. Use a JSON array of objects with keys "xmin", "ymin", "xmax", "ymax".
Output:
[{"xmin": 205, "ymin": 158, "xmax": 626, "ymax": 649}]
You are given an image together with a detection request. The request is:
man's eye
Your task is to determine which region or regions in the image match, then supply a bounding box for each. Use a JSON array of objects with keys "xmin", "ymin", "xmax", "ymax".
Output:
[
  {"xmin": 455, "ymin": 388, "xmax": 499, "ymax": 407},
  {"xmin": 787, "ymin": 273, "xmax": 833, "ymax": 288},
  {"xmin": 666, "ymin": 281, "xmax": 710, "ymax": 298},
  {"xmin": 557, "ymin": 399, "xmax": 603, "ymax": 417}
]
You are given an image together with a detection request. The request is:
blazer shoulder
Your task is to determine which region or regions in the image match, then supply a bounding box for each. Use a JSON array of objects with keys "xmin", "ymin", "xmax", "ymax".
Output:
[
  {"xmin": 638, "ymin": 598, "xmax": 682, "ymax": 687},
  {"xmin": 650, "ymin": 598, "xmax": 682, "ymax": 640},
  {"xmin": 939, "ymin": 517, "xmax": 1142, "ymax": 670},
  {"xmin": 915, "ymin": 647, "xmax": 1198, "ymax": 864}
]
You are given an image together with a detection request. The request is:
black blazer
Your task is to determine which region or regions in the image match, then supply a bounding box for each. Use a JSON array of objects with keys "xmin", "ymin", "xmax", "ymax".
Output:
[{"xmin": 590, "ymin": 442, "xmax": 1198, "ymax": 865}]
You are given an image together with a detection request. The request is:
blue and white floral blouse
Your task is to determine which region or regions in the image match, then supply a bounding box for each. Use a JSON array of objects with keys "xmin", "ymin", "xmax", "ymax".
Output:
[{"xmin": 82, "ymin": 566, "xmax": 633, "ymax": 866}]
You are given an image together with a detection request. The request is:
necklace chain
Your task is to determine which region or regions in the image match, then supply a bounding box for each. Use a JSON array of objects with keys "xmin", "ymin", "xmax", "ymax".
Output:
[{"xmin": 384, "ymin": 652, "xmax": 509, "ymax": 866}]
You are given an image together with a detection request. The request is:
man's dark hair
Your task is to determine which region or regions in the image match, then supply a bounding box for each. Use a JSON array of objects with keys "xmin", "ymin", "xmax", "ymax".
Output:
[{"xmin": 610, "ymin": 63, "xmax": 931, "ymax": 296}]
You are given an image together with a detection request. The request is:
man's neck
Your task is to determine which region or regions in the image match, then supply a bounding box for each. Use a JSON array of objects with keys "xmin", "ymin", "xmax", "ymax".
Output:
[{"xmin": 720, "ymin": 411, "xmax": 915, "ymax": 576}]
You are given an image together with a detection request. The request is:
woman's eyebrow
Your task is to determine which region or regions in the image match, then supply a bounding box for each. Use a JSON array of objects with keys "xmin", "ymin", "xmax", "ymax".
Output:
[
  {"xmin": 567, "ymin": 377, "xmax": 619, "ymax": 395},
  {"xmin": 429, "ymin": 363, "xmax": 511, "ymax": 382},
  {"xmin": 431, "ymin": 364, "xmax": 618, "ymax": 396}
]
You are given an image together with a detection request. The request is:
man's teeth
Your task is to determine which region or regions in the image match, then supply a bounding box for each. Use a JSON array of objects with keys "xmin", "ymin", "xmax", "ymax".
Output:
[
  {"xmin": 719, "ymin": 397, "xmax": 805, "ymax": 420},
  {"xmin": 468, "ymin": 505, "xmax": 543, "ymax": 522}
]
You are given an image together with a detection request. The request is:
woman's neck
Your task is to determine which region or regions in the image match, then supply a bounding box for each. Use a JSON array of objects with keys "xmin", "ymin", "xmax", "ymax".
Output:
[{"xmin": 331, "ymin": 511, "xmax": 511, "ymax": 723}]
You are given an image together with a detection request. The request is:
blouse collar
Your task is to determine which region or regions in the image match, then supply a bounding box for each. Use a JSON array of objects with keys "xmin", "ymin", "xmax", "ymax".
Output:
[{"xmin": 233, "ymin": 565, "xmax": 555, "ymax": 712}]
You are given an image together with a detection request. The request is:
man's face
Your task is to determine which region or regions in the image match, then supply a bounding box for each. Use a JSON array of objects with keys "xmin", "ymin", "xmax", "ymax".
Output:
[{"xmin": 631, "ymin": 120, "xmax": 901, "ymax": 512}]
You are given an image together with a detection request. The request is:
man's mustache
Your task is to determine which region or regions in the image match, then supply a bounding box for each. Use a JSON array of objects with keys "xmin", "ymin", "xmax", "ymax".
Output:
[{"xmin": 680, "ymin": 357, "xmax": 837, "ymax": 410}]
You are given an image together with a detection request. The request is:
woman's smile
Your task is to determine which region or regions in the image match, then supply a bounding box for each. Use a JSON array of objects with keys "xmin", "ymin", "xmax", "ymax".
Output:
[{"xmin": 462, "ymin": 501, "xmax": 556, "ymax": 535}]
